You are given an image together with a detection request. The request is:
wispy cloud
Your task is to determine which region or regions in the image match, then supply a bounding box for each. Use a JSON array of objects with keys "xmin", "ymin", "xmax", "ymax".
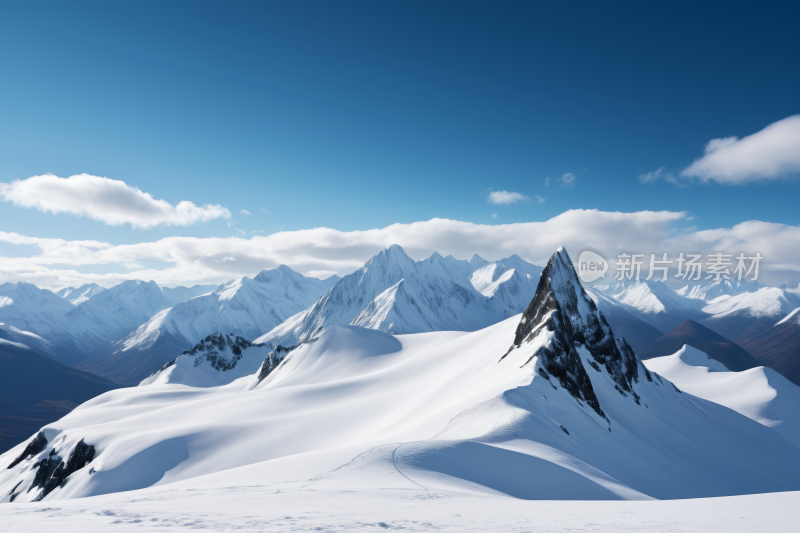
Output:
[
  {"xmin": 544, "ymin": 177, "xmax": 552, "ymax": 187},
  {"xmin": 535, "ymin": 195, "xmax": 545, "ymax": 204},
  {"xmin": 557, "ymin": 173, "xmax": 576, "ymax": 188},
  {"xmin": 491, "ymin": 213, "xmax": 498, "ymax": 218},
  {"xmin": 0, "ymin": 174, "xmax": 230, "ymax": 229},
  {"xmin": 261, "ymin": 208, "xmax": 271, "ymax": 214},
  {"xmin": 487, "ymin": 190, "xmax": 530, "ymax": 204},
  {"xmin": 643, "ymin": 115, "xmax": 800, "ymax": 186},
  {"xmin": 240, "ymin": 209, "xmax": 252, "ymax": 216}
]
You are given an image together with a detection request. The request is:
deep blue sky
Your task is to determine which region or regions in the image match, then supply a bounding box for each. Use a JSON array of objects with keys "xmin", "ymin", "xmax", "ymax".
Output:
[{"xmin": 1, "ymin": 0, "xmax": 799, "ymax": 245}]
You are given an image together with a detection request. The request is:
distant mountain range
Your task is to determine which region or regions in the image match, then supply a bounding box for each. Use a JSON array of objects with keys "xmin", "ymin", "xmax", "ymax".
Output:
[
  {"xmin": 2, "ymin": 247, "xmax": 800, "ymax": 396},
  {"xmin": 255, "ymin": 245, "xmax": 543, "ymax": 347}
]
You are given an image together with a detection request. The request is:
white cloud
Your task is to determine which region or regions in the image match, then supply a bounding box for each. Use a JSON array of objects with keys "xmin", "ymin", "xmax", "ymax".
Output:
[
  {"xmin": 557, "ymin": 173, "xmax": 576, "ymax": 187},
  {"xmin": 644, "ymin": 115, "xmax": 800, "ymax": 186},
  {"xmin": 4, "ymin": 211, "xmax": 800, "ymax": 290},
  {"xmin": 682, "ymin": 115, "xmax": 800, "ymax": 184},
  {"xmin": 240, "ymin": 209, "xmax": 252, "ymax": 216},
  {"xmin": 639, "ymin": 167, "xmax": 667, "ymax": 184},
  {"xmin": 487, "ymin": 190, "xmax": 530, "ymax": 204},
  {"xmin": 535, "ymin": 195, "xmax": 545, "ymax": 204},
  {"xmin": 0, "ymin": 174, "xmax": 231, "ymax": 228},
  {"xmin": 491, "ymin": 214, "xmax": 498, "ymax": 218},
  {"xmin": 544, "ymin": 177, "xmax": 552, "ymax": 187},
  {"xmin": 261, "ymin": 208, "xmax": 271, "ymax": 214}
]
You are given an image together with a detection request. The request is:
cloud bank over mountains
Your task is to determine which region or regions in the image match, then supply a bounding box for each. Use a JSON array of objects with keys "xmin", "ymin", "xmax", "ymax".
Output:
[
  {"xmin": 2, "ymin": 210, "xmax": 799, "ymax": 289},
  {"xmin": 0, "ymin": 174, "xmax": 231, "ymax": 228}
]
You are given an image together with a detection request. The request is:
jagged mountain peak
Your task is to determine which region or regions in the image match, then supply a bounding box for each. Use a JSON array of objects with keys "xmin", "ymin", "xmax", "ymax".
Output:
[{"xmin": 504, "ymin": 247, "xmax": 642, "ymax": 419}]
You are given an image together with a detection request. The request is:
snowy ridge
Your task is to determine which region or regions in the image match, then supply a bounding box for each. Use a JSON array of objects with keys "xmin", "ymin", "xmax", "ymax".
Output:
[
  {"xmin": 677, "ymin": 279, "xmax": 764, "ymax": 301},
  {"xmin": 55, "ymin": 284, "xmax": 106, "ymax": 306},
  {"xmin": 0, "ymin": 322, "xmax": 55, "ymax": 355},
  {"xmin": 3, "ymin": 247, "xmax": 800, "ymax": 505},
  {"xmin": 644, "ymin": 344, "xmax": 800, "ymax": 449},
  {"xmin": 702, "ymin": 287, "xmax": 800, "ymax": 320}
]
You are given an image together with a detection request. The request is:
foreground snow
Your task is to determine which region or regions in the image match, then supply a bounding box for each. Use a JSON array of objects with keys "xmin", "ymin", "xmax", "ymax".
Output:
[{"xmin": 0, "ymin": 476, "xmax": 797, "ymax": 532}]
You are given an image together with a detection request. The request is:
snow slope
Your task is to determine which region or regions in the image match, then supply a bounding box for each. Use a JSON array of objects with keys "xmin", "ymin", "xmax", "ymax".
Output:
[
  {"xmin": 257, "ymin": 245, "xmax": 539, "ymax": 347},
  {"xmin": 644, "ymin": 345, "xmax": 800, "ymax": 449},
  {"xmin": 611, "ymin": 280, "xmax": 706, "ymax": 331},
  {"xmin": 3, "ymin": 248, "xmax": 800, "ymax": 506}
]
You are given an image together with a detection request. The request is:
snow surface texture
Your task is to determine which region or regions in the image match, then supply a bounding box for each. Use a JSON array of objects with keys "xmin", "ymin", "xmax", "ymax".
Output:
[
  {"xmin": 0, "ymin": 480, "xmax": 797, "ymax": 532},
  {"xmin": 256, "ymin": 245, "xmax": 542, "ymax": 347},
  {"xmin": 3, "ymin": 248, "xmax": 800, "ymax": 510},
  {"xmin": 644, "ymin": 344, "xmax": 800, "ymax": 449}
]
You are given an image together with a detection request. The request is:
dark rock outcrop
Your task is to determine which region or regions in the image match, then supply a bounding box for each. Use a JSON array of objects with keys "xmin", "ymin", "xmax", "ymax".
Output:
[
  {"xmin": 29, "ymin": 439, "xmax": 95, "ymax": 501},
  {"xmin": 503, "ymin": 248, "xmax": 647, "ymax": 418}
]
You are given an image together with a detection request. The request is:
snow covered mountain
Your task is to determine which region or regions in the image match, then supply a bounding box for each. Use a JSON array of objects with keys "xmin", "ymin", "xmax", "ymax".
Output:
[
  {"xmin": 55, "ymin": 284, "xmax": 106, "ymax": 306},
  {"xmin": 676, "ymin": 279, "xmax": 764, "ymax": 301},
  {"xmin": 3, "ymin": 247, "xmax": 800, "ymax": 506},
  {"xmin": 65, "ymin": 280, "xmax": 174, "ymax": 354},
  {"xmin": 644, "ymin": 345, "xmax": 800, "ymax": 449},
  {"xmin": 78, "ymin": 266, "xmax": 337, "ymax": 385},
  {"xmin": 608, "ymin": 280, "xmax": 706, "ymax": 332},
  {"xmin": 257, "ymin": 245, "xmax": 540, "ymax": 347},
  {"xmin": 0, "ymin": 282, "xmax": 85, "ymax": 365},
  {"xmin": 700, "ymin": 286, "xmax": 800, "ymax": 342}
]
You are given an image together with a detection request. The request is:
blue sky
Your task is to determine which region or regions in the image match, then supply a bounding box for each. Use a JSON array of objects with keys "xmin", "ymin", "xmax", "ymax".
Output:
[{"xmin": 1, "ymin": 1, "xmax": 799, "ymax": 287}]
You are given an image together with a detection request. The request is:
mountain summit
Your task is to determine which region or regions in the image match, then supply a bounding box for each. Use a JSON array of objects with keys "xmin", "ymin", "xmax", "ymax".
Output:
[{"xmin": 503, "ymin": 247, "xmax": 647, "ymax": 419}]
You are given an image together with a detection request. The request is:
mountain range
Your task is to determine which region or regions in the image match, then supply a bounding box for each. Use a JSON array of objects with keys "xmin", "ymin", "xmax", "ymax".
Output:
[
  {"xmin": 3, "ymin": 247, "xmax": 800, "ymax": 506},
  {"xmin": 255, "ymin": 245, "xmax": 542, "ymax": 347}
]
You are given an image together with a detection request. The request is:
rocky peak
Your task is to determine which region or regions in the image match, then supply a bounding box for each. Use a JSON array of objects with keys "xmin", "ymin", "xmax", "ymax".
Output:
[{"xmin": 505, "ymin": 247, "xmax": 644, "ymax": 417}]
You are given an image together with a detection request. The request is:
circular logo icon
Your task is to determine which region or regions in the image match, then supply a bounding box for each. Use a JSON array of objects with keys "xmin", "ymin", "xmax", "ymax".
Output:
[{"xmin": 577, "ymin": 250, "xmax": 608, "ymax": 283}]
